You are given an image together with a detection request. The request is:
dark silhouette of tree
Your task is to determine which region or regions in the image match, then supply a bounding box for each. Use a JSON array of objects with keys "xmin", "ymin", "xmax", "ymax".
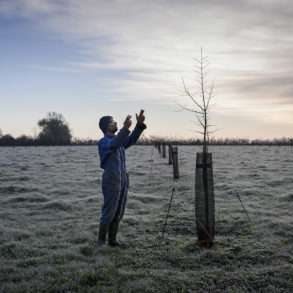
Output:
[
  {"xmin": 38, "ymin": 112, "xmax": 72, "ymax": 145},
  {"xmin": 0, "ymin": 134, "xmax": 16, "ymax": 146},
  {"xmin": 15, "ymin": 135, "xmax": 35, "ymax": 146}
]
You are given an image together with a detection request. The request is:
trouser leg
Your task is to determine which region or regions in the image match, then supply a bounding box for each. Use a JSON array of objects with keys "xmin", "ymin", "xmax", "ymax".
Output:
[
  {"xmin": 98, "ymin": 223, "xmax": 108, "ymax": 245},
  {"xmin": 100, "ymin": 177, "xmax": 120, "ymax": 225},
  {"xmin": 116, "ymin": 173, "xmax": 129, "ymax": 221},
  {"xmin": 99, "ymin": 176, "xmax": 121, "ymax": 245},
  {"xmin": 108, "ymin": 220, "xmax": 120, "ymax": 246},
  {"xmin": 108, "ymin": 188, "xmax": 124, "ymax": 246},
  {"xmin": 108, "ymin": 174, "xmax": 129, "ymax": 246}
]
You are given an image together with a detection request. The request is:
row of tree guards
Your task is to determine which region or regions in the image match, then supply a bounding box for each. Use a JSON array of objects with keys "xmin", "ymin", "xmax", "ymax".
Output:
[
  {"xmin": 154, "ymin": 142, "xmax": 215, "ymax": 248},
  {"xmin": 155, "ymin": 143, "xmax": 179, "ymax": 179}
]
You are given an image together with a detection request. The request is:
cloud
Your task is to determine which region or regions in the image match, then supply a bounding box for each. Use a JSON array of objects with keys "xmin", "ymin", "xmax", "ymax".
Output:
[
  {"xmin": 29, "ymin": 64, "xmax": 83, "ymax": 73},
  {"xmin": 1, "ymin": 0, "xmax": 293, "ymax": 131}
]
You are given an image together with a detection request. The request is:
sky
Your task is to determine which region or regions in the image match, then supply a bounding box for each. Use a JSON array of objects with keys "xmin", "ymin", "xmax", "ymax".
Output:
[{"xmin": 0, "ymin": 0, "xmax": 293, "ymax": 140}]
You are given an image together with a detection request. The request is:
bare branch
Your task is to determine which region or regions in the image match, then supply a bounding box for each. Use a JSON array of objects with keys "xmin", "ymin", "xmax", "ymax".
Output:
[
  {"xmin": 180, "ymin": 49, "xmax": 217, "ymax": 150},
  {"xmin": 206, "ymin": 82, "xmax": 215, "ymax": 110},
  {"xmin": 201, "ymin": 61, "xmax": 210, "ymax": 69},
  {"xmin": 195, "ymin": 115, "xmax": 205, "ymax": 129},
  {"xmin": 192, "ymin": 69, "xmax": 203, "ymax": 75},
  {"xmin": 182, "ymin": 78, "xmax": 205, "ymax": 111},
  {"xmin": 176, "ymin": 102, "xmax": 204, "ymax": 114},
  {"xmin": 207, "ymin": 129, "xmax": 220, "ymax": 134},
  {"xmin": 194, "ymin": 130, "xmax": 205, "ymax": 135},
  {"xmin": 192, "ymin": 58, "xmax": 202, "ymax": 65}
]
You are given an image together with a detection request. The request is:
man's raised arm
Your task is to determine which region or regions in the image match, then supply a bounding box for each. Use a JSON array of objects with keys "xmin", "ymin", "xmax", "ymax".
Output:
[
  {"xmin": 124, "ymin": 110, "xmax": 147, "ymax": 149},
  {"xmin": 108, "ymin": 115, "xmax": 132, "ymax": 149}
]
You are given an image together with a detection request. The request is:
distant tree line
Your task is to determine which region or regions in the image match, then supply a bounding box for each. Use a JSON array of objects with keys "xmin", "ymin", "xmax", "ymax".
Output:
[
  {"xmin": 0, "ymin": 112, "xmax": 72, "ymax": 146},
  {"xmin": 1, "ymin": 113, "xmax": 292, "ymax": 146},
  {"xmin": 137, "ymin": 137, "xmax": 293, "ymax": 146}
]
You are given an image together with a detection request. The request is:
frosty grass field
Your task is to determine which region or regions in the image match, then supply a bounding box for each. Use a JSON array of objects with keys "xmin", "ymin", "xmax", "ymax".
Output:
[{"xmin": 0, "ymin": 145, "xmax": 293, "ymax": 292}]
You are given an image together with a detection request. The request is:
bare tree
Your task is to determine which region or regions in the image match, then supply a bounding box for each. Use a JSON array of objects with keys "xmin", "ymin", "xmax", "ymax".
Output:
[
  {"xmin": 179, "ymin": 48, "xmax": 216, "ymax": 247},
  {"xmin": 179, "ymin": 48, "xmax": 215, "ymax": 153}
]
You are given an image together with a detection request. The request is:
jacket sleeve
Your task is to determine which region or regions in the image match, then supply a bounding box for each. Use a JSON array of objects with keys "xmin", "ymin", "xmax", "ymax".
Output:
[
  {"xmin": 108, "ymin": 127, "xmax": 130, "ymax": 149},
  {"xmin": 98, "ymin": 127, "xmax": 130, "ymax": 169},
  {"xmin": 123, "ymin": 123, "xmax": 147, "ymax": 149}
]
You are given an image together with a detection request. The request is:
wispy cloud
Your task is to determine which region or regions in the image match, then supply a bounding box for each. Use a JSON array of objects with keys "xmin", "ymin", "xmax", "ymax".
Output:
[
  {"xmin": 29, "ymin": 64, "xmax": 83, "ymax": 73},
  {"xmin": 1, "ymin": 0, "xmax": 293, "ymax": 137}
]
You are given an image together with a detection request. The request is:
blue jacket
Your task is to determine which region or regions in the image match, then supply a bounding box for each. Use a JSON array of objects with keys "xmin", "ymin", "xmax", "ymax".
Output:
[{"xmin": 98, "ymin": 124, "xmax": 146, "ymax": 176}]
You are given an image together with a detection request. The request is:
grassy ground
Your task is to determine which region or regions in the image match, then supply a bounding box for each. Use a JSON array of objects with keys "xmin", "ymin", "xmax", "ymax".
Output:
[{"xmin": 1, "ymin": 146, "xmax": 293, "ymax": 292}]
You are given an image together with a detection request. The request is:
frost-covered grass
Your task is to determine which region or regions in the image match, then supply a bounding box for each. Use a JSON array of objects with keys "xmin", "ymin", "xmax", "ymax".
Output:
[{"xmin": 1, "ymin": 145, "xmax": 293, "ymax": 292}]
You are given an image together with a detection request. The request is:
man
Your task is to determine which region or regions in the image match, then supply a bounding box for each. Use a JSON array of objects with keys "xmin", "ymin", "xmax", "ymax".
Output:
[{"xmin": 97, "ymin": 110, "xmax": 146, "ymax": 247}]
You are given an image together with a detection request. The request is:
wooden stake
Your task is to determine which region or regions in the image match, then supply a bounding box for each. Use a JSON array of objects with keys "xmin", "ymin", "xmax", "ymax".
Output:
[
  {"xmin": 168, "ymin": 144, "xmax": 173, "ymax": 165},
  {"xmin": 162, "ymin": 143, "xmax": 166, "ymax": 158},
  {"xmin": 172, "ymin": 146, "xmax": 179, "ymax": 179}
]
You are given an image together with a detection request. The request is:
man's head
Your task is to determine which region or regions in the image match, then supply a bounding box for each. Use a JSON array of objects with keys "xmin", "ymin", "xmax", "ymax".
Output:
[{"xmin": 99, "ymin": 116, "xmax": 118, "ymax": 134}]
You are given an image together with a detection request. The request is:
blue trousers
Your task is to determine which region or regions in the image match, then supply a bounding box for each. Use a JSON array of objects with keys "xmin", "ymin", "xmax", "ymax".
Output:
[{"xmin": 100, "ymin": 172, "xmax": 129, "ymax": 225}]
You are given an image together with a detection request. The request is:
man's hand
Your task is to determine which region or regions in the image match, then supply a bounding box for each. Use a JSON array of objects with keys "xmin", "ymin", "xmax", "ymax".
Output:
[
  {"xmin": 123, "ymin": 115, "xmax": 132, "ymax": 129},
  {"xmin": 136, "ymin": 110, "xmax": 145, "ymax": 124}
]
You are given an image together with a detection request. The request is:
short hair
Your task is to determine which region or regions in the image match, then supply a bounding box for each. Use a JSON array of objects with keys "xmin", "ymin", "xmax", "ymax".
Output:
[{"xmin": 99, "ymin": 116, "xmax": 113, "ymax": 133}]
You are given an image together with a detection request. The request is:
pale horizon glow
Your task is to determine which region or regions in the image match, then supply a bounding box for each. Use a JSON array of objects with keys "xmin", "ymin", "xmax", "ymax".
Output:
[{"xmin": 1, "ymin": 0, "xmax": 293, "ymax": 140}]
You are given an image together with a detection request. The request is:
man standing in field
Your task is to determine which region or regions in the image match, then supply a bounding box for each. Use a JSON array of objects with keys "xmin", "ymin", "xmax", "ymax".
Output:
[{"xmin": 97, "ymin": 110, "xmax": 146, "ymax": 247}]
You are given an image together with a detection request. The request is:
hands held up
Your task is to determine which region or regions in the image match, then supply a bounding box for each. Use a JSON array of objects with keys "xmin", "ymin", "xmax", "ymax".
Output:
[
  {"xmin": 123, "ymin": 115, "xmax": 132, "ymax": 129},
  {"xmin": 136, "ymin": 110, "xmax": 145, "ymax": 124},
  {"xmin": 123, "ymin": 110, "xmax": 146, "ymax": 130}
]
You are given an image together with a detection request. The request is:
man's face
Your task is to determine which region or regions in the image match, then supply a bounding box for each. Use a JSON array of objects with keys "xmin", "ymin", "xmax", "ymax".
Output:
[{"xmin": 107, "ymin": 118, "xmax": 118, "ymax": 133}]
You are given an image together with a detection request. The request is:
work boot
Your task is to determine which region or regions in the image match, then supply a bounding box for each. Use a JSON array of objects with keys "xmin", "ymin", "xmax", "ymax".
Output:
[
  {"xmin": 108, "ymin": 220, "xmax": 123, "ymax": 247},
  {"xmin": 97, "ymin": 223, "xmax": 108, "ymax": 246}
]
